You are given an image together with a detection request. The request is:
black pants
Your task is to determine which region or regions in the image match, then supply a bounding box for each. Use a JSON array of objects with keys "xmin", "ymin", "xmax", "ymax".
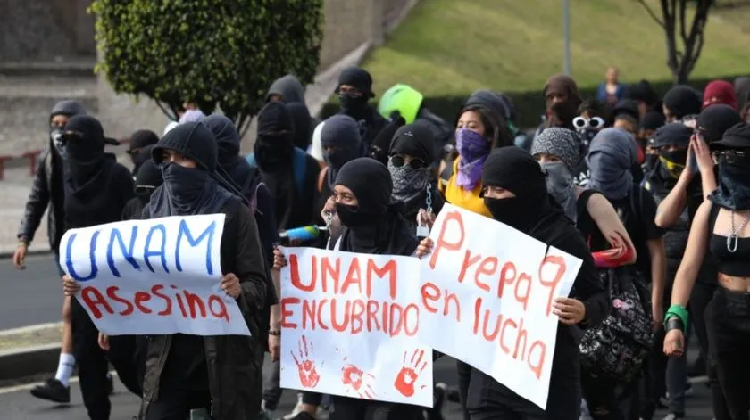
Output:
[
  {"xmin": 143, "ymin": 379, "xmax": 211, "ymax": 420},
  {"xmin": 72, "ymin": 299, "xmax": 142, "ymax": 420},
  {"xmin": 582, "ymin": 374, "xmax": 641, "ymax": 420},
  {"xmin": 330, "ymin": 395, "xmax": 422, "ymax": 420},
  {"xmin": 689, "ymin": 281, "xmax": 715, "ymax": 372},
  {"xmin": 456, "ymin": 359, "xmax": 472, "ymax": 420},
  {"xmin": 707, "ymin": 288, "xmax": 750, "ymax": 420}
]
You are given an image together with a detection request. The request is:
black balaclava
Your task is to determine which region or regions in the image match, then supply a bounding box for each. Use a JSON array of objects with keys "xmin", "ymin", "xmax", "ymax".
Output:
[
  {"xmin": 334, "ymin": 157, "xmax": 417, "ymax": 255},
  {"xmin": 286, "ymin": 102, "xmax": 313, "ymax": 151},
  {"xmin": 133, "ymin": 144, "xmax": 156, "ymax": 177},
  {"xmin": 652, "ymin": 123, "xmax": 692, "ymax": 182},
  {"xmin": 710, "ymin": 123, "xmax": 750, "ymax": 210},
  {"xmin": 203, "ymin": 114, "xmax": 253, "ymax": 189},
  {"xmin": 613, "ymin": 99, "xmax": 640, "ymax": 122},
  {"xmin": 388, "ymin": 122, "xmax": 434, "ymax": 203},
  {"xmin": 134, "ymin": 159, "xmax": 163, "ymax": 204},
  {"xmin": 336, "ymin": 67, "xmax": 375, "ymax": 120},
  {"xmin": 663, "ymin": 86, "xmax": 702, "ymax": 121},
  {"xmin": 640, "ymin": 111, "xmax": 666, "ymax": 131},
  {"xmin": 128, "ymin": 129, "xmax": 159, "ymax": 154},
  {"xmin": 255, "ymin": 102, "xmax": 296, "ymax": 170},
  {"xmin": 481, "ymin": 146, "xmax": 553, "ymax": 232},
  {"xmin": 149, "ymin": 122, "xmax": 234, "ymax": 217},
  {"xmin": 62, "ymin": 115, "xmax": 109, "ymax": 188},
  {"xmin": 266, "ymin": 75, "xmax": 305, "ymax": 104},
  {"xmin": 321, "ymin": 115, "xmax": 363, "ymax": 190},
  {"xmin": 697, "ymin": 104, "xmax": 742, "ymax": 144},
  {"xmin": 543, "ymin": 75, "xmax": 582, "ymax": 130}
]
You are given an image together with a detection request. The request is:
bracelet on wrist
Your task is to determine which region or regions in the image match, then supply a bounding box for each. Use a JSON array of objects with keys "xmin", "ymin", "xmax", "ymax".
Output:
[
  {"xmin": 269, "ymin": 330, "xmax": 281, "ymax": 336},
  {"xmin": 663, "ymin": 304, "xmax": 689, "ymax": 333},
  {"xmin": 666, "ymin": 317, "xmax": 683, "ymax": 333}
]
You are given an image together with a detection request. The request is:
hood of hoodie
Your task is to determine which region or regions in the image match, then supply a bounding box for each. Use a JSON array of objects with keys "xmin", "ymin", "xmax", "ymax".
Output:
[
  {"xmin": 50, "ymin": 100, "xmax": 87, "ymax": 121},
  {"xmin": 266, "ymin": 75, "xmax": 305, "ymax": 104},
  {"xmin": 463, "ymin": 90, "xmax": 513, "ymax": 123}
]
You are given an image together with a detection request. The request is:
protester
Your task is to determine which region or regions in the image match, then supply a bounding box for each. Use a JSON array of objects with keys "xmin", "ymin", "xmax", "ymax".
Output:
[
  {"xmin": 126, "ymin": 129, "xmax": 159, "ymax": 175},
  {"xmin": 638, "ymin": 111, "xmax": 666, "ymax": 173},
  {"xmin": 58, "ymin": 114, "xmax": 142, "ymax": 420},
  {"xmin": 662, "ymin": 86, "xmax": 702, "ymax": 124},
  {"xmin": 121, "ymin": 159, "xmax": 163, "ymax": 220},
  {"xmin": 641, "ymin": 123, "xmax": 694, "ymax": 420},
  {"xmin": 16, "ymin": 100, "xmax": 92, "ymax": 404},
  {"xmin": 178, "ymin": 109, "xmax": 206, "ymax": 124},
  {"xmin": 584, "ymin": 127, "xmax": 666, "ymax": 419},
  {"xmin": 703, "ymin": 79, "xmax": 737, "ymax": 110},
  {"xmin": 267, "ymin": 75, "xmax": 306, "ymax": 104},
  {"xmin": 286, "ymin": 102, "xmax": 315, "ymax": 152},
  {"xmin": 419, "ymin": 146, "xmax": 608, "ymax": 419},
  {"xmin": 735, "ymin": 77, "xmax": 750, "ymax": 122},
  {"xmin": 248, "ymin": 101, "xmax": 321, "ymax": 230},
  {"xmin": 65, "ymin": 121, "xmax": 271, "ymax": 419},
  {"xmin": 335, "ymin": 67, "xmax": 389, "ymax": 152},
  {"xmin": 388, "ymin": 121, "xmax": 445, "ymax": 234},
  {"xmin": 664, "ymin": 122, "xmax": 750, "ymax": 420},
  {"xmin": 542, "ymin": 74, "xmax": 582, "ymax": 131},
  {"xmin": 624, "ymin": 79, "xmax": 660, "ymax": 117}
]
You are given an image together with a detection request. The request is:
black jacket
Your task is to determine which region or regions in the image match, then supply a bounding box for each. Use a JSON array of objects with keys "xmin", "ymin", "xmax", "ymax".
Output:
[{"xmin": 139, "ymin": 198, "xmax": 269, "ymax": 419}]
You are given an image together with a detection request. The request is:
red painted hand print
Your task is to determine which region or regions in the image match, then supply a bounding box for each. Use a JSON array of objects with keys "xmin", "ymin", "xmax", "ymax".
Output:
[
  {"xmin": 290, "ymin": 335, "xmax": 321, "ymax": 388},
  {"xmin": 394, "ymin": 349, "xmax": 428, "ymax": 397},
  {"xmin": 341, "ymin": 364, "xmax": 377, "ymax": 399}
]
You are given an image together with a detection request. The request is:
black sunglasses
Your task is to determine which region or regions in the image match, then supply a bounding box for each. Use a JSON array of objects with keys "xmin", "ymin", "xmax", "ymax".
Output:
[
  {"xmin": 390, "ymin": 155, "xmax": 426, "ymax": 169},
  {"xmin": 60, "ymin": 132, "xmax": 85, "ymax": 144},
  {"xmin": 135, "ymin": 185, "xmax": 156, "ymax": 195},
  {"xmin": 712, "ymin": 150, "xmax": 749, "ymax": 164}
]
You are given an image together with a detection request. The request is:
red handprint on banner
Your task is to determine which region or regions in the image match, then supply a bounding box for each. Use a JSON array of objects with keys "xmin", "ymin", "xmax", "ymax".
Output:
[
  {"xmin": 291, "ymin": 335, "xmax": 321, "ymax": 388},
  {"xmin": 394, "ymin": 349, "xmax": 428, "ymax": 397},
  {"xmin": 341, "ymin": 364, "xmax": 377, "ymax": 399}
]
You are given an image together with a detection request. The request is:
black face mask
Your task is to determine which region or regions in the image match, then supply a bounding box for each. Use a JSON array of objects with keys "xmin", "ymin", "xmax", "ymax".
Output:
[
  {"xmin": 660, "ymin": 149, "xmax": 688, "ymax": 166},
  {"xmin": 255, "ymin": 134, "xmax": 294, "ymax": 167},
  {"xmin": 335, "ymin": 202, "xmax": 371, "ymax": 227},
  {"xmin": 162, "ymin": 163, "xmax": 211, "ymax": 206},
  {"xmin": 338, "ymin": 94, "xmax": 369, "ymax": 118},
  {"xmin": 323, "ymin": 150, "xmax": 348, "ymax": 168},
  {"xmin": 67, "ymin": 138, "xmax": 102, "ymax": 163},
  {"xmin": 484, "ymin": 197, "xmax": 529, "ymax": 231},
  {"xmin": 644, "ymin": 153, "xmax": 658, "ymax": 172}
]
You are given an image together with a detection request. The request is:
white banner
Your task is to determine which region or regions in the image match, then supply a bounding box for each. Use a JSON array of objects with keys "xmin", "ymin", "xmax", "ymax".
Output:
[
  {"xmin": 60, "ymin": 214, "xmax": 250, "ymax": 336},
  {"xmin": 279, "ymin": 247, "xmax": 433, "ymax": 407},
  {"xmin": 419, "ymin": 204, "xmax": 582, "ymax": 409}
]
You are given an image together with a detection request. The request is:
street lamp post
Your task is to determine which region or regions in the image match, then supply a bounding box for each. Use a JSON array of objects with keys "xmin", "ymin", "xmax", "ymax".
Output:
[{"xmin": 563, "ymin": 0, "xmax": 572, "ymax": 76}]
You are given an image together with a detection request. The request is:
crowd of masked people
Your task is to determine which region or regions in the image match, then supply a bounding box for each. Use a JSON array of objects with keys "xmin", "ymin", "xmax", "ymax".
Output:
[{"xmin": 10, "ymin": 66, "xmax": 750, "ymax": 420}]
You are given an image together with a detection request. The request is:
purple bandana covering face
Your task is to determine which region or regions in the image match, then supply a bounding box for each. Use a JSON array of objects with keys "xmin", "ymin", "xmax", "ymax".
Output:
[{"xmin": 455, "ymin": 128, "xmax": 490, "ymax": 189}]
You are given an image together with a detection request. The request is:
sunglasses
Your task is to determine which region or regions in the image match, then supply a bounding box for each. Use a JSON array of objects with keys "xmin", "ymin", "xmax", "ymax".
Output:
[
  {"xmin": 390, "ymin": 155, "xmax": 426, "ymax": 169},
  {"xmin": 573, "ymin": 117, "xmax": 605, "ymax": 130},
  {"xmin": 712, "ymin": 150, "xmax": 749, "ymax": 164},
  {"xmin": 60, "ymin": 132, "xmax": 85, "ymax": 144}
]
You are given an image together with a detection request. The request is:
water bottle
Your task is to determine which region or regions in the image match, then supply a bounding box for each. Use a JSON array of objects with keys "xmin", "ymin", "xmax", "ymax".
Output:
[{"xmin": 279, "ymin": 226, "xmax": 329, "ymax": 245}]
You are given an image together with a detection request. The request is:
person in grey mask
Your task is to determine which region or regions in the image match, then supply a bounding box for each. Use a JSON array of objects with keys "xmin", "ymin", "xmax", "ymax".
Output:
[{"xmin": 531, "ymin": 128, "xmax": 634, "ymax": 250}]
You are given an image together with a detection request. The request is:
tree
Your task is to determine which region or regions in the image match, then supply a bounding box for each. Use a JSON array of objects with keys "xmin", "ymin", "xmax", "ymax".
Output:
[
  {"xmin": 636, "ymin": 0, "xmax": 715, "ymax": 84},
  {"xmin": 90, "ymin": 0, "xmax": 323, "ymax": 135}
]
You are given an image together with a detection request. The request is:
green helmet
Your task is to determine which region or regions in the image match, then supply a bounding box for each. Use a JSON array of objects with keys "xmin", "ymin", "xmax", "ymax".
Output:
[{"xmin": 378, "ymin": 84, "xmax": 424, "ymax": 124}]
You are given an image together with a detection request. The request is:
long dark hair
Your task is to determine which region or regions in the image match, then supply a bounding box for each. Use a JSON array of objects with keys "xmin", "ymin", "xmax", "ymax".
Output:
[{"xmin": 456, "ymin": 104, "xmax": 513, "ymax": 149}]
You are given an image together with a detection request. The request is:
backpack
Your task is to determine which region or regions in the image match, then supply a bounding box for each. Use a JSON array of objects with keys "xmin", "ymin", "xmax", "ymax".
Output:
[{"xmin": 246, "ymin": 148, "xmax": 307, "ymax": 197}]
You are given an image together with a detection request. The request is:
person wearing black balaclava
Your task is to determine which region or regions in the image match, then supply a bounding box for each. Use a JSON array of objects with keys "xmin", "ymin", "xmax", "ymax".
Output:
[
  {"xmin": 641, "ymin": 123, "xmax": 693, "ymax": 420},
  {"xmin": 116, "ymin": 121, "xmax": 270, "ymax": 419},
  {"xmin": 415, "ymin": 146, "xmax": 607, "ymax": 420},
  {"xmin": 57, "ymin": 114, "xmax": 142, "ymax": 420},
  {"xmin": 286, "ymin": 102, "xmax": 314, "ymax": 152},
  {"xmin": 336, "ymin": 67, "xmax": 389, "ymax": 153},
  {"xmin": 542, "ymin": 74, "xmax": 582, "ymax": 131},
  {"xmin": 388, "ymin": 121, "xmax": 445, "ymax": 234},
  {"xmin": 127, "ymin": 129, "xmax": 159, "ymax": 174},
  {"xmin": 253, "ymin": 102, "xmax": 320, "ymax": 231},
  {"xmin": 663, "ymin": 122, "xmax": 750, "ymax": 420},
  {"xmin": 662, "ymin": 85, "xmax": 703, "ymax": 123},
  {"xmin": 639, "ymin": 111, "xmax": 666, "ymax": 174},
  {"xmin": 17, "ymin": 100, "xmax": 89, "ymax": 405},
  {"xmin": 121, "ymin": 159, "xmax": 163, "ymax": 221},
  {"xmin": 314, "ymin": 114, "xmax": 364, "ymax": 225},
  {"xmin": 624, "ymin": 79, "xmax": 660, "ymax": 117},
  {"xmin": 273, "ymin": 157, "xmax": 422, "ymax": 420}
]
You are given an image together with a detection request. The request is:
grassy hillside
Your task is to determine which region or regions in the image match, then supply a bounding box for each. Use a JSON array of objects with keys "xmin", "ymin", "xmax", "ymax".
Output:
[{"xmin": 362, "ymin": 0, "xmax": 750, "ymax": 96}]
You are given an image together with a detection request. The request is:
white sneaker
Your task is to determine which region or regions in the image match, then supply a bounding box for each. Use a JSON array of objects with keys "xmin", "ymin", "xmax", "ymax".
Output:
[
  {"xmin": 579, "ymin": 398, "xmax": 593, "ymax": 420},
  {"xmin": 281, "ymin": 393, "xmax": 304, "ymax": 420}
]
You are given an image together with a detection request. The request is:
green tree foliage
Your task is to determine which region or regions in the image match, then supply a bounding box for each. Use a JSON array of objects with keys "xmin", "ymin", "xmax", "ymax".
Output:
[{"xmin": 90, "ymin": 0, "xmax": 323, "ymax": 133}]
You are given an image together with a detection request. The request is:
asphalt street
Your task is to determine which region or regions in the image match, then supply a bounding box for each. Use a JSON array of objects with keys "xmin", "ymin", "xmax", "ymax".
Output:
[
  {"xmin": 0, "ymin": 254, "xmax": 63, "ymax": 330},
  {"xmin": 0, "ymin": 355, "xmax": 715, "ymax": 420}
]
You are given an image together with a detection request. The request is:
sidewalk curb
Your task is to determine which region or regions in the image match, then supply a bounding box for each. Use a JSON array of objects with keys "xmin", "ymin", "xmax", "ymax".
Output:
[
  {"xmin": 0, "ymin": 343, "xmax": 60, "ymax": 383},
  {"xmin": 0, "ymin": 249, "xmax": 51, "ymax": 260}
]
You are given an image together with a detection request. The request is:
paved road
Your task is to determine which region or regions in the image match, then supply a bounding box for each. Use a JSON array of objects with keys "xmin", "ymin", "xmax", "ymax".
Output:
[
  {"xmin": 0, "ymin": 355, "xmax": 715, "ymax": 420},
  {"xmin": 0, "ymin": 254, "xmax": 63, "ymax": 330}
]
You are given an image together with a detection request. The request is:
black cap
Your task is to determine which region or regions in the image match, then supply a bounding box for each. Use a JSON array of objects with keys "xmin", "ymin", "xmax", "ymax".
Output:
[{"xmin": 710, "ymin": 122, "xmax": 750, "ymax": 151}]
